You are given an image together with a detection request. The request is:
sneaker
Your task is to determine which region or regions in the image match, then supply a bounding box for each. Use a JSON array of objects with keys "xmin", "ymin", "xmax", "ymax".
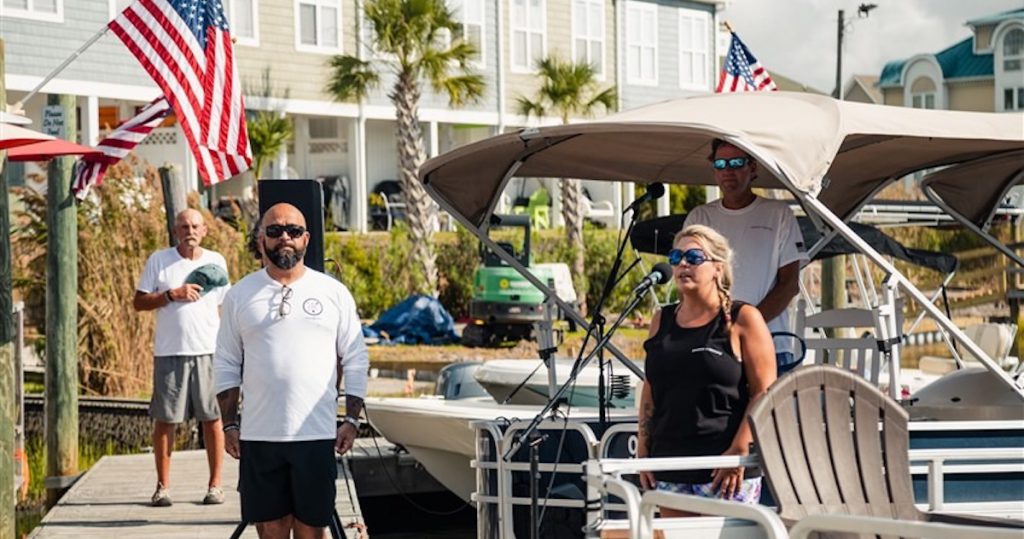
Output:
[
  {"xmin": 151, "ymin": 483, "xmax": 172, "ymax": 507},
  {"xmin": 202, "ymin": 486, "xmax": 225, "ymax": 505}
]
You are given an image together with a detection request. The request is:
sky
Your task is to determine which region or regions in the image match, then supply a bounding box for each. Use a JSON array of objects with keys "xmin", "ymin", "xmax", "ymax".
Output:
[{"xmin": 721, "ymin": 0, "xmax": 1022, "ymax": 93}]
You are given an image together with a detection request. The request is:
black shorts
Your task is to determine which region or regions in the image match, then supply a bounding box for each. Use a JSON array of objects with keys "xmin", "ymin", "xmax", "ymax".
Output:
[{"xmin": 239, "ymin": 439, "xmax": 337, "ymax": 527}]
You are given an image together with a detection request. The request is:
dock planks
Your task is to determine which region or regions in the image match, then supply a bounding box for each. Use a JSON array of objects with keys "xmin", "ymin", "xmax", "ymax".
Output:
[{"xmin": 31, "ymin": 449, "xmax": 367, "ymax": 538}]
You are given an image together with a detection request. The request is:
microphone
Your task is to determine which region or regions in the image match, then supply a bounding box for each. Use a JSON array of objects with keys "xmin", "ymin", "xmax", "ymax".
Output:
[
  {"xmin": 630, "ymin": 262, "xmax": 673, "ymax": 296},
  {"xmin": 624, "ymin": 182, "xmax": 666, "ymax": 214}
]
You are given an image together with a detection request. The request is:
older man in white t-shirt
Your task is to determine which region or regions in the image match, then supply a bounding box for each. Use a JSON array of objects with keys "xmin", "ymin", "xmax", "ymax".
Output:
[
  {"xmin": 684, "ymin": 139, "xmax": 808, "ymax": 373},
  {"xmin": 134, "ymin": 209, "xmax": 230, "ymax": 507},
  {"xmin": 215, "ymin": 203, "xmax": 369, "ymax": 539}
]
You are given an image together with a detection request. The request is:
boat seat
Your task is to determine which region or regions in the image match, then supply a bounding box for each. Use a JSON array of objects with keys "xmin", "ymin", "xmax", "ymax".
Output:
[
  {"xmin": 749, "ymin": 364, "xmax": 1024, "ymax": 538},
  {"xmin": 918, "ymin": 322, "xmax": 1020, "ymax": 375}
]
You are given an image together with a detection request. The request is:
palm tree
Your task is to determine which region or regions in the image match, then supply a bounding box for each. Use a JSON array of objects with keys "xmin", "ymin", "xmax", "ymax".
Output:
[
  {"xmin": 326, "ymin": 0, "xmax": 484, "ymax": 296},
  {"xmin": 247, "ymin": 111, "xmax": 293, "ymax": 181},
  {"xmin": 516, "ymin": 56, "xmax": 616, "ymax": 314}
]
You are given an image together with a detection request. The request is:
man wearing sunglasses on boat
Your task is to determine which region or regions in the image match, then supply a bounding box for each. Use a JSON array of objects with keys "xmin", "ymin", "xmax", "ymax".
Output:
[
  {"xmin": 683, "ymin": 139, "xmax": 808, "ymax": 374},
  {"xmin": 134, "ymin": 208, "xmax": 230, "ymax": 507},
  {"xmin": 214, "ymin": 203, "xmax": 369, "ymax": 539}
]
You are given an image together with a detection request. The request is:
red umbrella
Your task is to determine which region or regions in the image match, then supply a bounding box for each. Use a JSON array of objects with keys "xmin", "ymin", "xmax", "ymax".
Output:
[
  {"xmin": 6, "ymin": 139, "xmax": 102, "ymax": 161},
  {"xmin": 0, "ymin": 123, "xmax": 55, "ymax": 150}
]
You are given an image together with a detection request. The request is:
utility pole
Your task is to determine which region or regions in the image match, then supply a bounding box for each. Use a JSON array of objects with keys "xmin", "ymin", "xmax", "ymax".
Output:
[
  {"xmin": 823, "ymin": 9, "xmax": 847, "ymax": 315},
  {"xmin": 0, "ymin": 38, "xmax": 18, "ymax": 536},
  {"xmin": 44, "ymin": 93, "xmax": 79, "ymax": 508}
]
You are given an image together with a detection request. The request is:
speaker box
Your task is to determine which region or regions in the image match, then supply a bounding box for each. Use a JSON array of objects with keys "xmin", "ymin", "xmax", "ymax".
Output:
[{"xmin": 258, "ymin": 179, "xmax": 324, "ymax": 273}]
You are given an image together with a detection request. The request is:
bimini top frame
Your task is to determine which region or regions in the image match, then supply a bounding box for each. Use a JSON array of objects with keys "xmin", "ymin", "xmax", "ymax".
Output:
[{"xmin": 419, "ymin": 92, "xmax": 1024, "ymax": 398}]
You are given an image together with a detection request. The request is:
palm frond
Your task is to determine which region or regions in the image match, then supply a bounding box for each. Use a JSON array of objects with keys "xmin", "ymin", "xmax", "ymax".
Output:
[{"xmin": 326, "ymin": 55, "xmax": 380, "ymax": 101}]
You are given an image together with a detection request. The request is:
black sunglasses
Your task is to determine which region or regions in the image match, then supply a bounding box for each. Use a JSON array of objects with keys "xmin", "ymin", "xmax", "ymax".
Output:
[
  {"xmin": 668, "ymin": 248, "xmax": 713, "ymax": 267},
  {"xmin": 265, "ymin": 224, "xmax": 306, "ymax": 239},
  {"xmin": 711, "ymin": 157, "xmax": 750, "ymax": 170},
  {"xmin": 278, "ymin": 285, "xmax": 293, "ymax": 318}
]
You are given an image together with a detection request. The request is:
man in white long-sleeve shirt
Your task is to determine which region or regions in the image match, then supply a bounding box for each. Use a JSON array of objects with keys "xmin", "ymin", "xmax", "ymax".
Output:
[{"xmin": 214, "ymin": 203, "xmax": 369, "ymax": 539}]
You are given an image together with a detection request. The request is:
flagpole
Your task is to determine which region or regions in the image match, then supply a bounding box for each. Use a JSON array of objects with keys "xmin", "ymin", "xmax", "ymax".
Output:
[
  {"xmin": 11, "ymin": 26, "xmax": 110, "ymax": 110},
  {"xmin": 723, "ymin": 20, "xmax": 734, "ymax": 33}
]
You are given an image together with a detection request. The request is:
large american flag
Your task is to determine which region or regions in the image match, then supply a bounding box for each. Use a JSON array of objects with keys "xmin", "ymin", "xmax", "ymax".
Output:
[
  {"xmin": 72, "ymin": 98, "xmax": 172, "ymax": 199},
  {"xmin": 716, "ymin": 32, "xmax": 777, "ymax": 93},
  {"xmin": 109, "ymin": 0, "xmax": 251, "ymax": 185}
]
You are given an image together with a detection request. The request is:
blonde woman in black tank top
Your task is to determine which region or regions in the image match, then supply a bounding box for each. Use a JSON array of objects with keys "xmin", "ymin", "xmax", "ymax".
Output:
[{"xmin": 637, "ymin": 225, "xmax": 777, "ymax": 517}]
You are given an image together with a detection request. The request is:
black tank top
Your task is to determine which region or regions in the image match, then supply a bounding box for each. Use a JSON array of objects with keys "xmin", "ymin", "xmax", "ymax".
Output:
[{"xmin": 643, "ymin": 301, "xmax": 754, "ymax": 484}]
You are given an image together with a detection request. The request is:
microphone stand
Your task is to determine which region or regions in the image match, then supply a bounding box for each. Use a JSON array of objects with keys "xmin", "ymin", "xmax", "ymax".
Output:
[{"xmin": 502, "ymin": 282, "xmax": 657, "ymax": 462}]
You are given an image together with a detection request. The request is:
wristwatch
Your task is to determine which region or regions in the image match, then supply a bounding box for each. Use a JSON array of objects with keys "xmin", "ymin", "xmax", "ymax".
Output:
[{"xmin": 341, "ymin": 416, "xmax": 360, "ymax": 428}]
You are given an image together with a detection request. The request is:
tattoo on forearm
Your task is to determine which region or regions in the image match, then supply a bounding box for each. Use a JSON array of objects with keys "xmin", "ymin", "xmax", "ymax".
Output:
[
  {"xmin": 639, "ymin": 403, "xmax": 653, "ymax": 439},
  {"xmin": 345, "ymin": 395, "xmax": 364, "ymax": 419},
  {"xmin": 216, "ymin": 388, "xmax": 240, "ymax": 425}
]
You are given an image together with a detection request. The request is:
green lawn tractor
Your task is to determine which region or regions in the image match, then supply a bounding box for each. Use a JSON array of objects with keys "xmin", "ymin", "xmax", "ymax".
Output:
[{"xmin": 462, "ymin": 214, "xmax": 577, "ymax": 348}]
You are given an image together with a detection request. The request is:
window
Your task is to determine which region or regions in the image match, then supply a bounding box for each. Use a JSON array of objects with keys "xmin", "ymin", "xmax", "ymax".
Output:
[
  {"xmin": 910, "ymin": 76, "xmax": 936, "ymax": 109},
  {"xmin": 227, "ymin": 0, "xmax": 259, "ymax": 46},
  {"xmin": 511, "ymin": 0, "xmax": 546, "ymax": 72},
  {"xmin": 625, "ymin": 1, "xmax": 657, "ymax": 85},
  {"xmin": 1003, "ymin": 28, "xmax": 1024, "ymax": 71},
  {"xmin": 1004, "ymin": 87, "xmax": 1024, "ymax": 111},
  {"xmin": 296, "ymin": 0, "xmax": 340, "ymax": 53},
  {"xmin": 449, "ymin": 0, "xmax": 485, "ymax": 66},
  {"xmin": 572, "ymin": 0, "xmax": 604, "ymax": 77},
  {"xmin": 308, "ymin": 117, "xmax": 340, "ymax": 139},
  {"xmin": 679, "ymin": 10, "xmax": 709, "ymax": 89},
  {"xmin": 3, "ymin": 0, "xmax": 62, "ymax": 22}
]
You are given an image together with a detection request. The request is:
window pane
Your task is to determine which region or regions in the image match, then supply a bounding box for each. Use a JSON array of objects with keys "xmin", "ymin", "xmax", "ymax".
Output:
[
  {"xmin": 321, "ymin": 6, "xmax": 338, "ymax": 47},
  {"xmin": 573, "ymin": 3, "xmax": 585, "ymax": 35},
  {"xmin": 528, "ymin": 0, "xmax": 542, "ymax": 31},
  {"xmin": 694, "ymin": 54, "xmax": 706, "ymax": 85},
  {"xmin": 1017, "ymin": 88, "xmax": 1024, "ymax": 109},
  {"xmin": 530, "ymin": 32, "xmax": 543, "ymax": 62},
  {"xmin": 1005, "ymin": 59, "xmax": 1022, "ymax": 72},
  {"xmin": 591, "ymin": 42, "xmax": 602, "ymax": 73},
  {"xmin": 4, "ymin": 0, "xmax": 28, "ymax": 9},
  {"xmin": 511, "ymin": 0, "xmax": 525, "ymax": 26},
  {"xmin": 1005, "ymin": 89, "xmax": 1014, "ymax": 110},
  {"xmin": 589, "ymin": 3, "xmax": 602, "ymax": 37},
  {"xmin": 466, "ymin": 0, "xmax": 483, "ymax": 22},
  {"xmin": 925, "ymin": 94, "xmax": 935, "ymax": 109},
  {"xmin": 235, "ymin": 0, "xmax": 255, "ymax": 38},
  {"xmin": 681, "ymin": 53, "xmax": 693, "ymax": 83},
  {"xmin": 300, "ymin": 4, "xmax": 317, "ymax": 45},
  {"xmin": 513, "ymin": 31, "xmax": 527, "ymax": 67},
  {"xmin": 1004, "ymin": 29, "xmax": 1024, "ymax": 57},
  {"xmin": 696, "ymin": 19, "xmax": 707, "ymax": 52},
  {"xmin": 628, "ymin": 47, "xmax": 640, "ymax": 79},
  {"xmin": 34, "ymin": 0, "xmax": 56, "ymax": 12},
  {"xmin": 467, "ymin": 24, "xmax": 482, "ymax": 56},
  {"xmin": 642, "ymin": 49, "xmax": 654, "ymax": 80},
  {"xmin": 309, "ymin": 118, "xmax": 339, "ymax": 139},
  {"xmin": 626, "ymin": 12, "xmax": 639, "ymax": 41}
]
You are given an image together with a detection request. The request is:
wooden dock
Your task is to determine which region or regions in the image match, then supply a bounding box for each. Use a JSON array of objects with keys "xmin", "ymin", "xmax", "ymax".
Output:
[{"xmin": 30, "ymin": 449, "xmax": 368, "ymax": 538}]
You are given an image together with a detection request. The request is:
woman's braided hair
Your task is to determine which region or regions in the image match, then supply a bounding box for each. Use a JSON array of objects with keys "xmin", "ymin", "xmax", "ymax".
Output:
[{"xmin": 673, "ymin": 224, "xmax": 736, "ymax": 334}]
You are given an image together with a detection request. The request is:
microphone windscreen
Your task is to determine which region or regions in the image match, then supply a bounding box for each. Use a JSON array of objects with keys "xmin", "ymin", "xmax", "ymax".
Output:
[
  {"xmin": 652, "ymin": 262, "xmax": 673, "ymax": 284},
  {"xmin": 647, "ymin": 182, "xmax": 666, "ymax": 200}
]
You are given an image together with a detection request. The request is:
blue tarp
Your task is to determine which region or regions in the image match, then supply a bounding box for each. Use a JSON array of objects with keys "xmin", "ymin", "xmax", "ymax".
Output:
[{"xmin": 363, "ymin": 295, "xmax": 460, "ymax": 345}]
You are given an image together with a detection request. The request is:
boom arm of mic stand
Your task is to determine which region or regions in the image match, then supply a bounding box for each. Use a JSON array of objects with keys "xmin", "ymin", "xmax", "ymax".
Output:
[{"xmin": 502, "ymin": 288, "xmax": 652, "ymax": 461}]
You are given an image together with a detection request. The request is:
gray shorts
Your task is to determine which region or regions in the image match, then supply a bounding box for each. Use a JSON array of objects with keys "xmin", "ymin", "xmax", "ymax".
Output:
[{"xmin": 150, "ymin": 354, "xmax": 220, "ymax": 423}]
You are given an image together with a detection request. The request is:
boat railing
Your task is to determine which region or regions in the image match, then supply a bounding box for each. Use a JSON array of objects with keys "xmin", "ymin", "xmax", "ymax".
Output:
[
  {"xmin": 789, "ymin": 513, "xmax": 1022, "ymax": 539},
  {"xmin": 471, "ymin": 417, "xmax": 600, "ymax": 539}
]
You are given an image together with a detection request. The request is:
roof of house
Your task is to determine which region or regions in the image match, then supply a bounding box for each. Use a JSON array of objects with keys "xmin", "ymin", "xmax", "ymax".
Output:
[
  {"xmin": 878, "ymin": 37, "xmax": 994, "ymax": 87},
  {"xmin": 846, "ymin": 75, "xmax": 882, "ymax": 103},
  {"xmin": 769, "ymin": 70, "xmax": 826, "ymax": 94},
  {"xmin": 966, "ymin": 8, "xmax": 1024, "ymax": 26}
]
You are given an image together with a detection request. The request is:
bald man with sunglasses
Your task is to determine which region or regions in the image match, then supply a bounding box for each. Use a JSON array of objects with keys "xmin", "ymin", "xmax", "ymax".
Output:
[
  {"xmin": 683, "ymin": 139, "xmax": 808, "ymax": 374},
  {"xmin": 214, "ymin": 203, "xmax": 369, "ymax": 539}
]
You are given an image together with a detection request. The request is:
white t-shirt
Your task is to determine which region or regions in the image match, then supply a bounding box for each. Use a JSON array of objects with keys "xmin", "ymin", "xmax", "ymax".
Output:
[
  {"xmin": 137, "ymin": 247, "xmax": 230, "ymax": 356},
  {"xmin": 213, "ymin": 268, "xmax": 370, "ymax": 442},
  {"xmin": 684, "ymin": 197, "xmax": 808, "ymax": 353}
]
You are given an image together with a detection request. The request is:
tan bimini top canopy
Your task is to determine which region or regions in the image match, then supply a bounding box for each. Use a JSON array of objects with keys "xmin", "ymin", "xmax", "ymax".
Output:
[
  {"xmin": 419, "ymin": 92, "xmax": 1024, "ymax": 227},
  {"xmin": 922, "ymin": 150, "xmax": 1024, "ymax": 229}
]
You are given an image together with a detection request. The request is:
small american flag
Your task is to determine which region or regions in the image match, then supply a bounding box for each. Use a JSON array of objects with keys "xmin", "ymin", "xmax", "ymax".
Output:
[
  {"xmin": 72, "ymin": 98, "xmax": 172, "ymax": 199},
  {"xmin": 716, "ymin": 32, "xmax": 777, "ymax": 93},
  {"xmin": 109, "ymin": 0, "xmax": 251, "ymax": 185}
]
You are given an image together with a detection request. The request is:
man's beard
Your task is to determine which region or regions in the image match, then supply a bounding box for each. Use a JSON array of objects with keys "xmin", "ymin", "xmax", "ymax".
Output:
[{"xmin": 264, "ymin": 240, "xmax": 305, "ymax": 270}]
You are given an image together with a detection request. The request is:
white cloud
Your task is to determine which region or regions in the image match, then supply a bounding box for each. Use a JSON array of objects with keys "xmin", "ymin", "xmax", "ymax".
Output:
[{"xmin": 720, "ymin": 0, "xmax": 1021, "ymax": 93}]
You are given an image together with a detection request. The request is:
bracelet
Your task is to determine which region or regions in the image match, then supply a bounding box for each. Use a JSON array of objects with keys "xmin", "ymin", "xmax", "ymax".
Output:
[
  {"xmin": 164, "ymin": 290, "xmax": 174, "ymax": 303},
  {"xmin": 341, "ymin": 416, "xmax": 359, "ymax": 428},
  {"xmin": 222, "ymin": 423, "xmax": 240, "ymax": 433}
]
